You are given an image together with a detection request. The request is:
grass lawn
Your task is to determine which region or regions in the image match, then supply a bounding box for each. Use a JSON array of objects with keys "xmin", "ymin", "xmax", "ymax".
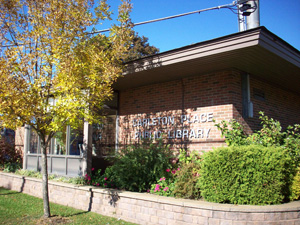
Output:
[{"xmin": 0, "ymin": 187, "xmax": 136, "ymax": 225}]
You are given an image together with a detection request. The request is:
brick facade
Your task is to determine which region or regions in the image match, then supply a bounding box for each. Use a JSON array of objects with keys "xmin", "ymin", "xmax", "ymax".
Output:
[
  {"xmin": 245, "ymin": 76, "xmax": 300, "ymax": 131},
  {"xmin": 13, "ymin": 27, "xmax": 300, "ymax": 173},
  {"xmin": 118, "ymin": 69, "xmax": 300, "ymax": 152}
]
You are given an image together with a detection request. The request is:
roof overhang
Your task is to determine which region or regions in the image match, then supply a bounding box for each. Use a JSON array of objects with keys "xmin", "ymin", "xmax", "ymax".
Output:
[{"xmin": 113, "ymin": 27, "xmax": 300, "ymax": 95}]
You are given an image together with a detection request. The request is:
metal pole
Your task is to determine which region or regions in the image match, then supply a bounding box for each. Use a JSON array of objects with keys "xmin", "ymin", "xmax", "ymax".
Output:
[
  {"xmin": 246, "ymin": 0, "xmax": 260, "ymax": 29},
  {"xmin": 238, "ymin": 4, "xmax": 245, "ymax": 32}
]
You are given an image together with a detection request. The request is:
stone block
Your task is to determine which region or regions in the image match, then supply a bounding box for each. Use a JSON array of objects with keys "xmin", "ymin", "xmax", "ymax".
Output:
[
  {"xmin": 164, "ymin": 211, "xmax": 174, "ymax": 220},
  {"xmin": 127, "ymin": 210, "xmax": 137, "ymax": 219},
  {"xmin": 237, "ymin": 212, "xmax": 250, "ymax": 221},
  {"xmin": 172, "ymin": 205, "xmax": 184, "ymax": 213},
  {"xmin": 133, "ymin": 205, "xmax": 141, "ymax": 213},
  {"xmin": 136, "ymin": 212, "xmax": 151, "ymax": 222},
  {"xmin": 213, "ymin": 211, "xmax": 226, "ymax": 219},
  {"xmin": 157, "ymin": 210, "xmax": 168, "ymax": 218},
  {"xmin": 208, "ymin": 218, "xmax": 220, "ymax": 225},
  {"xmin": 191, "ymin": 208, "xmax": 203, "ymax": 216},
  {"xmin": 232, "ymin": 221, "xmax": 247, "ymax": 225},
  {"xmin": 92, "ymin": 197, "xmax": 102, "ymax": 204},
  {"xmin": 140, "ymin": 206, "xmax": 149, "ymax": 214},
  {"xmin": 120, "ymin": 197, "xmax": 130, "ymax": 204},
  {"xmin": 285, "ymin": 212, "xmax": 300, "ymax": 220},
  {"xmin": 183, "ymin": 207, "xmax": 193, "ymax": 215},
  {"xmin": 278, "ymin": 220, "xmax": 297, "ymax": 225},
  {"xmin": 250, "ymin": 213, "xmax": 265, "ymax": 221},
  {"xmin": 152, "ymin": 202, "xmax": 164, "ymax": 210},
  {"xmin": 148, "ymin": 207, "xmax": 157, "ymax": 216},
  {"xmin": 202, "ymin": 209, "xmax": 213, "ymax": 218},
  {"xmin": 137, "ymin": 200, "xmax": 151, "ymax": 207},
  {"xmin": 164, "ymin": 204, "xmax": 173, "ymax": 211},
  {"xmin": 158, "ymin": 217, "xmax": 167, "ymax": 225},
  {"xmin": 220, "ymin": 219, "xmax": 233, "ymax": 225},
  {"xmin": 166, "ymin": 219, "xmax": 178, "ymax": 225},
  {"xmin": 118, "ymin": 202, "xmax": 130, "ymax": 210},
  {"xmin": 197, "ymin": 216, "xmax": 209, "ymax": 225},
  {"xmin": 150, "ymin": 216, "xmax": 159, "ymax": 224},
  {"xmin": 264, "ymin": 212, "xmax": 285, "ymax": 221},
  {"xmin": 182, "ymin": 214, "xmax": 193, "ymax": 223},
  {"xmin": 174, "ymin": 212, "xmax": 183, "ymax": 221},
  {"xmin": 225, "ymin": 212, "xmax": 239, "ymax": 220},
  {"xmin": 192, "ymin": 215, "xmax": 199, "ymax": 224}
]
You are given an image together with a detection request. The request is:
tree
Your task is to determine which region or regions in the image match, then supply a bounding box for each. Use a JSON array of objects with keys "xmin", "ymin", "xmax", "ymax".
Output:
[
  {"xmin": 0, "ymin": 0, "xmax": 133, "ymax": 218},
  {"xmin": 125, "ymin": 31, "xmax": 159, "ymax": 61},
  {"xmin": 88, "ymin": 31, "xmax": 159, "ymax": 62}
]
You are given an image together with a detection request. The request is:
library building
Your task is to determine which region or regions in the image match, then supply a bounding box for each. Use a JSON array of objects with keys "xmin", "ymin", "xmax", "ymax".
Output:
[{"xmin": 16, "ymin": 27, "xmax": 300, "ymax": 176}]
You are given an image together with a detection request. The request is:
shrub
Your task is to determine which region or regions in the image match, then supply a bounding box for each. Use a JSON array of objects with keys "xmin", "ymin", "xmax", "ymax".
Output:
[
  {"xmin": 84, "ymin": 168, "xmax": 103, "ymax": 187},
  {"xmin": 247, "ymin": 112, "xmax": 285, "ymax": 147},
  {"xmin": 173, "ymin": 149, "xmax": 202, "ymax": 199},
  {"xmin": 83, "ymin": 167, "xmax": 117, "ymax": 188},
  {"xmin": 199, "ymin": 145, "xmax": 295, "ymax": 205},
  {"xmin": 15, "ymin": 169, "xmax": 86, "ymax": 185},
  {"xmin": 214, "ymin": 112, "xmax": 300, "ymax": 202},
  {"xmin": 214, "ymin": 119, "xmax": 248, "ymax": 146},
  {"xmin": 173, "ymin": 162, "xmax": 201, "ymax": 199},
  {"xmin": 15, "ymin": 169, "xmax": 42, "ymax": 178},
  {"xmin": 0, "ymin": 134, "xmax": 22, "ymax": 172},
  {"xmin": 215, "ymin": 112, "xmax": 300, "ymax": 156},
  {"xmin": 104, "ymin": 139, "xmax": 173, "ymax": 192},
  {"xmin": 150, "ymin": 169, "xmax": 177, "ymax": 197},
  {"xmin": 3, "ymin": 162, "xmax": 21, "ymax": 172},
  {"xmin": 290, "ymin": 168, "xmax": 300, "ymax": 201}
]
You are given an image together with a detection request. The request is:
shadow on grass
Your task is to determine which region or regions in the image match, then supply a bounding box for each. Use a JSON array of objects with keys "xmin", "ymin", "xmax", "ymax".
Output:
[
  {"xmin": 54, "ymin": 211, "xmax": 90, "ymax": 218},
  {"xmin": 0, "ymin": 192, "xmax": 21, "ymax": 195},
  {"xmin": 0, "ymin": 187, "xmax": 21, "ymax": 195}
]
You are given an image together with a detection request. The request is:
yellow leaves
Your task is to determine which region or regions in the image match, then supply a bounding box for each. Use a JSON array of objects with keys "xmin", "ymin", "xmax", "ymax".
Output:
[{"xmin": 0, "ymin": 0, "xmax": 133, "ymax": 135}]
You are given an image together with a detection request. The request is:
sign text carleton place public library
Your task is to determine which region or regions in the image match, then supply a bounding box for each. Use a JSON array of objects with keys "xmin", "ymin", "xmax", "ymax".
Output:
[{"xmin": 132, "ymin": 113, "xmax": 214, "ymax": 139}]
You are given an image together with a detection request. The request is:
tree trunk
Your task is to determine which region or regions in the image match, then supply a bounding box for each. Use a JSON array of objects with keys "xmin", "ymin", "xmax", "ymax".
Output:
[{"xmin": 41, "ymin": 140, "xmax": 51, "ymax": 218}]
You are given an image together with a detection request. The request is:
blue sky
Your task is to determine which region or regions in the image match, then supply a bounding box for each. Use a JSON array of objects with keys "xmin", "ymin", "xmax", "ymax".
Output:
[{"xmin": 101, "ymin": 0, "xmax": 300, "ymax": 52}]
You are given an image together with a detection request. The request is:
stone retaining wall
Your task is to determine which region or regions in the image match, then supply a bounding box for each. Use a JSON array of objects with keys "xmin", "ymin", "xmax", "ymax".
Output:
[{"xmin": 1, "ymin": 172, "xmax": 299, "ymax": 225}]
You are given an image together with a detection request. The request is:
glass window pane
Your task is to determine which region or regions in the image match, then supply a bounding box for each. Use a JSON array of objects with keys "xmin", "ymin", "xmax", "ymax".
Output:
[
  {"xmin": 69, "ymin": 126, "xmax": 83, "ymax": 155},
  {"xmin": 92, "ymin": 114, "xmax": 116, "ymax": 157},
  {"xmin": 29, "ymin": 129, "xmax": 38, "ymax": 153},
  {"xmin": 53, "ymin": 128, "xmax": 67, "ymax": 155}
]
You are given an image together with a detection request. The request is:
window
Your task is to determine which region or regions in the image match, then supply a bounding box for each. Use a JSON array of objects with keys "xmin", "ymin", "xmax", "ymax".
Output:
[
  {"xmin": 69, "ymin": 125, "xmax": 84, "ymax": 155},
  {"xmin": 92, "ymin": 92, "xmax": 118, "ymax": 157},
  {"xmin": 28, "ymin": 124, "xmax": 83, "ymax": 156},
  {"xmin": 92, "ymin": 114, "xmax": 117, "ymax": 157},
  {"xmin": 29, "ymin": 129, "xmax": 39, "ymax": 154},
  {"xmin": 51, "ymin": 127, "xmax": 67, "ymax": 154}
]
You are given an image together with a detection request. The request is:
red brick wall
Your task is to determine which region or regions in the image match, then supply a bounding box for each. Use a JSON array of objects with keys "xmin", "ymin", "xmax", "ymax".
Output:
[
  {"xmin": 13, "ymin": 71, "xmax": 300, "ymax": 156},
  {"xmin": 118, "ymin": 69, "xmax": 300, "ymax": 152},
  {"xmin": 118, "ymin": 70, "xmax": 242, "ymax": 152},
  {"xmin": 244, "ymin": 76, "xmax": 300, "ymax": 131}
]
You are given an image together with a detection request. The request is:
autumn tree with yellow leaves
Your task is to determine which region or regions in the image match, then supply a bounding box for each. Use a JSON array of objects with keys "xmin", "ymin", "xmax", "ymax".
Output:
[{"xmin": 0, "ymin": 0, "xmax": 133, "ymax": 217}]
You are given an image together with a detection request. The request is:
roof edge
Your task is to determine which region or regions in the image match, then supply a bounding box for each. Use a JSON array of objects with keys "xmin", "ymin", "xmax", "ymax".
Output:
[{"xmin": 125, "ymin": 26, "xmax": 300, "ymax": 66}]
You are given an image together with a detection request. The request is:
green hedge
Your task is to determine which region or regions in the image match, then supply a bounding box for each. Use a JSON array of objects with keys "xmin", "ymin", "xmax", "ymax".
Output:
[{"xmin": 199, "ymin": 145, "xmax": 295, "ymax": 205}]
